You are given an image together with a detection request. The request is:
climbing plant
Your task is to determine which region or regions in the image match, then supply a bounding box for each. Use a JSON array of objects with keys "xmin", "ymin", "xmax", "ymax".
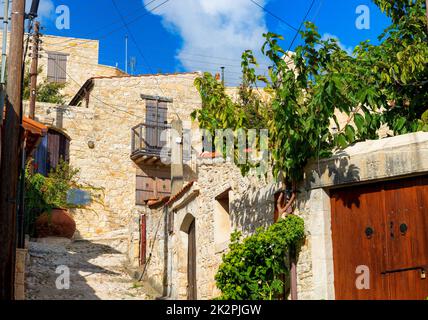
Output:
[
  {"xmin": 215, "ymin": 216, "xmax": 304, "ymax": 300},
  {"xmin": 193, "ymin": 0, "xmax": 427, "ymax": 200},
  {"xmin": 193, "ymin": 0, "xmax": 427, "ymax": 299},
  {"xmin": 23, "ymin": 65, "xmax": 66, "ymax": 104}
]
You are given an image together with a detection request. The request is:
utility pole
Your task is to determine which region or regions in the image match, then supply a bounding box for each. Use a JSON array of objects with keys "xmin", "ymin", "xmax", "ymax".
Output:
[
  {"xmin": 125, "ymin": 35, "xmax": 128, "ymax": 74},
  {"xmin": 0, "ymin": 0, "xmax": 10, "ymax": 124},
  {"xmin": 426, "ymin": 0, "xmax": 428, "ymax": 33},
  {"xmin": 29, "ymin": 20, "xmax": 40, "ymax": 119},
  {"xmin": 0, "ymin": 0, "xmax": 26, "ymax": 300}
]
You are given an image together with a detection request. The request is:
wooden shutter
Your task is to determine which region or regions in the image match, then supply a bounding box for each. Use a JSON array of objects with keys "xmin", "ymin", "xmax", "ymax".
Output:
[
  {"xmin": 46, "ymin": 130, "xmax": 70, "ymax": 173},
  {"xmin": 144, "ymin": 99, "xmax": 168, "ymax": 148},
  {"xmin": 34, "ymin": 135, "xmax": 48, "ymax": 175},
  {"xmin": 48, "ymin": 52, "xmax": 67, "ymax": 83},
  {"xmin": 145, "ymin": 100, "xmax": 157, "ymax": 148},
  {"xmin": 140, "ymin": 214, "xmax": 147, "ymax": 266},
  {"xmin": 156, "ymin": 177, "xmax": 171, "ymax": 199},
  {"xmin": 136, "ymin": 175, "xmax": 155, "ymax": 204},
  {"xmin": 157, "ymin": 101, "xmax": 168, "ymax": 148}
]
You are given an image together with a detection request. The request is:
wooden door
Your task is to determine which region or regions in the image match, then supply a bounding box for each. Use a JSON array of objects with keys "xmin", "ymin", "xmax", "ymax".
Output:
[
  {"xmin": 187, "ymin": 219, "xmax": 197, "ymax": 300},
  {"xmin": 145, "ymin": 100, "xmax": 168, "ymax": 148},
  {"xmin": 140, "ymin": 215, "xmax": 147, "ymax": 266},
  {"xmin": 330, "ymin": 176, "xmax": 428, "ymax": 300},
  {"xmin": 383, "ymin": 176, "xmax": 428, "ymax": 299}
]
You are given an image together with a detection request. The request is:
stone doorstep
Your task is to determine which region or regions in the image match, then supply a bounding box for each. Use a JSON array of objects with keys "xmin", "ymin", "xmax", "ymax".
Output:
[
  {"xmin": 36, "ymin": 237, "xmax": 72, "ymax": 246},
  {"xmin": 15, "ymin": 248, "xmax": 28, "ymax": 300}
]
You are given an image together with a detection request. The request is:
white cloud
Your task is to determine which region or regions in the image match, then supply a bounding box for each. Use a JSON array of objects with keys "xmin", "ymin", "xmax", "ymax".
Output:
[
  {"xmin": 320, "ymin": 33, "xmax": 354, "ymax": 56},
  {"xmin": 0, "ymin": 0, "xmax": 54, "ymax": 22},
  {"xmin": 142, "ymin": 0, "xmax": 271, "ymax": 84},
  {"xmin": 36, "ymin": 0, "xmax": 55, "ymax": 20}
]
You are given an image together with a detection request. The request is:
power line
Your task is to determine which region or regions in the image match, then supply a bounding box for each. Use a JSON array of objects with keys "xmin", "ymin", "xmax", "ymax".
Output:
[
  {"xmin": 48, "ymin": 0, "xmax": 162, "ymax": 48},
  {"xmin": 250, "ymin": 0, "xmax": 298, "ymax": 32},
  {"xmin": 111, "ymin": 0, "xmax": 189, "ymax": 119},
  {"xmin": 287, "ymin": 0, "xmax": 317, "ymax": 52},
  {"xmin": 52, "ymin": 0, "xmax": 172, "ymax": 53}
]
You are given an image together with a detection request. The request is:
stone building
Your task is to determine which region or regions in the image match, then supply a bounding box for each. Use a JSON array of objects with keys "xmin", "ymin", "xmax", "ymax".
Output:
[
  {"xmin": 21, "ymin": 38, "xmax": 427, "ymax": 299},
  {"xmin": 0, "ymin": 33, "xmax": 125, "ymax": 99},
  {"xmin": 26, "ymin": 72, "xmax": 203, "ymax": 244},
  {"xmin": 133, "ymin": 131, "xmax": 428, "ymax": 300}
]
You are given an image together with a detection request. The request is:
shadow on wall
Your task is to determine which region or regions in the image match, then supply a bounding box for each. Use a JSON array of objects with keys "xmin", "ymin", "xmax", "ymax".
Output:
[
  {"xmin": 26, "ymin": 240, "xmax": 121, "ymax": 300},
  {"xmin": 230, "ymin": 184, "xmax": 279, "ymax": 235},
  {"xmin": 306, "ymin": 150, "xmax": 361, "ymax": 188},
  {"xmin": 298, "ymin": 150, "xmax": 361, "ymax": 211}
]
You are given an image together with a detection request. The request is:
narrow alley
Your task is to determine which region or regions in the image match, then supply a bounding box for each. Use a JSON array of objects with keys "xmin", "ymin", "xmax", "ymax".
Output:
[{"xmin": 25, "ymin": 239, "xmax": 156, "ymax": 300}]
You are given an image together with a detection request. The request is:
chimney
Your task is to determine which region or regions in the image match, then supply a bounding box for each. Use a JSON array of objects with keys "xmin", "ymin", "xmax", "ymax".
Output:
[{"xmin": 171, "ymin": 119, "xmax": 184, "ymax": 195}]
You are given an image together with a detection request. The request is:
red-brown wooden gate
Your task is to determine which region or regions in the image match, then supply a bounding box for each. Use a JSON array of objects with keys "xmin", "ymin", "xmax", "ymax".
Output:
[{"xmin": 330, "ymin": 175, "xmax": 428, "ymax": 300}]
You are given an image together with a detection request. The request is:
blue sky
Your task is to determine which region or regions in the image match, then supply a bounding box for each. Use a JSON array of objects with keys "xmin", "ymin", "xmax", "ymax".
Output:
[{"xmin": 36, "ymin": 0, "xmax": 391, "ymax": 85}]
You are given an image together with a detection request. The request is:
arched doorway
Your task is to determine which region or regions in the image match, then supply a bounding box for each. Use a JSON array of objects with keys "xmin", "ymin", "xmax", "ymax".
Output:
[
  {"xmin": 180, "ymin": 213, "xmax": 197, "ymax": 300},
  {"xmin": 33, "ymin": 127, "xmax": 70, "ymax": 175}
]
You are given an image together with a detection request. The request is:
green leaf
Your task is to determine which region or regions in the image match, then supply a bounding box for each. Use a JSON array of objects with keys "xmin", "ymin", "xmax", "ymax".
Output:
[
  {"xmin": 354, "ymin": 113, "xmax": 365, "ymax": 132},
  {"xmin": 345, "ymin": 125, "xmax": 356, "ymax": 143}
]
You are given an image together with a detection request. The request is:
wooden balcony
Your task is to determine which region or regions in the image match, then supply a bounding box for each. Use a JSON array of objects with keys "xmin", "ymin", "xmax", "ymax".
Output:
[{"xmin": 131, "ymin": 123, "xmax": 171, "ymax": 165}]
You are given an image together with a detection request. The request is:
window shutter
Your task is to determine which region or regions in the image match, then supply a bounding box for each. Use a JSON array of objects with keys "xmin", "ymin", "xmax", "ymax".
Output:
[
  {"xmin": 47, "ymin": 52, "xmax": 68, "ymax": 83},
  {"xmin": 136, "ymin": 175, "xmax": 155, "ymax": 204}
]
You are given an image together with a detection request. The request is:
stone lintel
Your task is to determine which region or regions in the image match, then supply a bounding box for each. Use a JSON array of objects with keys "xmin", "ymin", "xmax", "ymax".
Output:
[{"xmin": 305, "ymin": 132, "xmax": 428, "ymax": 190}]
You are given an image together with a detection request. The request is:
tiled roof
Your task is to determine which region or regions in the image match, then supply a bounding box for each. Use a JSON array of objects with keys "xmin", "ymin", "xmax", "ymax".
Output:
[
  {"xmin": 22, "ymin": 117, "xmax": 48, "ymax": 136},
  {"xmin": 70, "ymin": 71, "xmax": 201, "ymax": 106},
  {"xmin": 89, "ymin": 71, "xmax": 200, "ymax": 81},
  {"xmin": 147, "ymin": 196, "xmax": 170, "ymax": 209},
  {"xmin": 165, "ymin": 181, "xmax": 196, "ymax": 207}
]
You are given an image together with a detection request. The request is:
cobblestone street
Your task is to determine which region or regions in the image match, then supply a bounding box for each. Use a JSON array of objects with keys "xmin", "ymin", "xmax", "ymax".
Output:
[{"xmin": 26, "ymin": 239, "xmax": 156, "ymax": 300}]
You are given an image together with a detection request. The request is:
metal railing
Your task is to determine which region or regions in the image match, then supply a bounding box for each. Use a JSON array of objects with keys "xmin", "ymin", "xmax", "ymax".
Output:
[{"xmin": 131, "ymin": 122, "xmax": 171, "ymax": 157}]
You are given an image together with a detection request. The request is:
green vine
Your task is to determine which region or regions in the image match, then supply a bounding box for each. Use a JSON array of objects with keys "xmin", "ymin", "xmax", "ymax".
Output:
[
  {"xmin": 215, "ymin": 216, "xmax": 305, "ymax": 300},
  {"xmin": 24, "ymin": 159, "xmax": 101, "ymax": 236}
]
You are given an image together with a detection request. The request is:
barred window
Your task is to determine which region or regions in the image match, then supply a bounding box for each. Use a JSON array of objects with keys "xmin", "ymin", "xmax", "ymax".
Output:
[{"xmin": 47, "ymin": 52, "xmax": 68, "ymax": 83}]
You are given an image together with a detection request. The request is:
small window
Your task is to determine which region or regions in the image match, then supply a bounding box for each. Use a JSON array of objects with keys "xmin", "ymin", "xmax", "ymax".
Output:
[
  {"xmin": 33, "ymin": 128, "xmax": 70, "ymax": 176},
  {"xmin": 214, "ymin": 189, "xmax": 232, "ymax": 253},
  {"xmin": 47, "ymin": 52, "xmax": 68, "ymax": 83}
]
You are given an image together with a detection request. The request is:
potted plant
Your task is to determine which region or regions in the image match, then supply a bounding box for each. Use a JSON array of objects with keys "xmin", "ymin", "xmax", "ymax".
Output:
[{"xmin": 25, "ymin": 159, "xmax": 95, "ymax": 239}]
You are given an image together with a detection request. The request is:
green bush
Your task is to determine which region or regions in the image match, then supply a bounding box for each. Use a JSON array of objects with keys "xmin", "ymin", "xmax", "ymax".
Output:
[
  {"xmin": 24, "ymin": 159, "xmax": 80, "ymax": 236},
  {"xmin": 215, "ymin": 215, "xmax": 305, "ymax": 300}
]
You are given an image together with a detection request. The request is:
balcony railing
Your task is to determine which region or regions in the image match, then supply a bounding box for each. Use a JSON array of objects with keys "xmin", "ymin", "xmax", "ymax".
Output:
[{"xmin": 131, "ymin": 123, "xmax": 171, "ymax": 163}]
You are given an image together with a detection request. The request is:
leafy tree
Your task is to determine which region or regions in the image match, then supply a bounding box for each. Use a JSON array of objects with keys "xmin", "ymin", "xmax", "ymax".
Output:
[
  {"xmin": 215, "ymin": 216, "xmax": 304, "ymax": 300},
  {"xmin": 193, "ymin": 0, "xmax": 427, "ymax": 301},
  {"xmin": 192, "ymin": 0, "xmax": 427, "ymax": 212},
  {"xmin": 23, "ymin": 66, "xmax": 66, "ymax": 104}
]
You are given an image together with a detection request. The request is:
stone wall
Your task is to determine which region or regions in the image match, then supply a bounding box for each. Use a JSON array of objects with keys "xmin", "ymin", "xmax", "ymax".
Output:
[
  {"xmin": 139, "ymin": 133, "xmax": 428, "ymax": 300},
  {"xmin": 25, "ymin": 72, "xmax": 202, "ymax": 243},
  {"xmin": 295, "ymin": 132, "xmax": 428, "ymax": 300},
  {"xmin": 0, "ymin": 33, "xmax": 125, "ymax": 101},
  {"xmin": 140, "ymin": 158, "xmax": 281, "ymax": 299}
]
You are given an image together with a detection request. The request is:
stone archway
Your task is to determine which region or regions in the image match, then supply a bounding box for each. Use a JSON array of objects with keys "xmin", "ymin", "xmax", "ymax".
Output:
[{"xmin": 179, "ymin": 213, "xmax": 197, "ymax": 300}]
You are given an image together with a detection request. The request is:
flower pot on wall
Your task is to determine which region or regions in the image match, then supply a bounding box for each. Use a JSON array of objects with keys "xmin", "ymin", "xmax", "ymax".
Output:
[{"xmin": 35, "ymin": 208, "xmax": 76, "ymax": 239}]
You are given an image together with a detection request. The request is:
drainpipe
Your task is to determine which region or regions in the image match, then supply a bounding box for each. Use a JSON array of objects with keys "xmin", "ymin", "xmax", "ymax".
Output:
[
  {"xmin": 0, "ymin": 0, "xmax": 9, "ymax": 124},
  {"xmin": 171, "ymin": 119, "xmax": 183, "ymax": 195},
  {"xmin": 290, "ymin": 244, "xmax": 298, "ymax": 300}
]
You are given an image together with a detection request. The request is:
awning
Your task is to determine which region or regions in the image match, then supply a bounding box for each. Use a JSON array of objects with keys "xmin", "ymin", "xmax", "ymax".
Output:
[{"xmin": 22, "ymin": 117, "xmax": 48, "ymax": 155}]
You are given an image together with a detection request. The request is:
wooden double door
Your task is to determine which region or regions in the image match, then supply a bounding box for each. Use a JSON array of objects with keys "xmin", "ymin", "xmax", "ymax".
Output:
[
  {"xmin": 330, "ymin": 175, "xmax": 428, "ymax": 299},
  {"xmin": 187, "ymin": 219, "xmax": 197, "ymax": 300}
]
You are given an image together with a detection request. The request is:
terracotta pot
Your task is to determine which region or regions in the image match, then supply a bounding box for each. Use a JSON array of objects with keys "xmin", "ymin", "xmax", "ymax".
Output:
[{"xmin": 35, "ymin": 208, "xmax": 76, "ymax": 239}]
